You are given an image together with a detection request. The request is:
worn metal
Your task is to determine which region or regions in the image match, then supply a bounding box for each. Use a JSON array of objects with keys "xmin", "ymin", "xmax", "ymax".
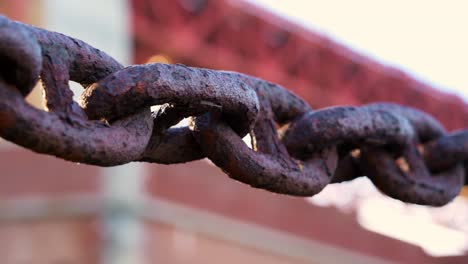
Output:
[
  {"xmin": 0, "ymin": 16, "xmax": 153, "ymax": 166},
  {"xmin": 0, "ymin": 16, "xmax": 467, "ymax": 206}
]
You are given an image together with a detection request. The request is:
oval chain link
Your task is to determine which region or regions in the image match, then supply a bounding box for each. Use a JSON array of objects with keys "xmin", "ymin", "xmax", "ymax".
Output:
[{"xmin": 0, "ymin": 16, "xmax": 466, "ymax": 206}]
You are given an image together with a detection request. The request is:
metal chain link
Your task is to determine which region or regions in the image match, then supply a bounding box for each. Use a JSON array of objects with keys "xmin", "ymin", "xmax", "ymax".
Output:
[{"xmin": 0, "ymin": 16, "xmax": 467, "ymax": 206}]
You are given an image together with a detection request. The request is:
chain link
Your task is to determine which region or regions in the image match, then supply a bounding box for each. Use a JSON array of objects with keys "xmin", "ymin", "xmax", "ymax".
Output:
[{"xmin": 0, "ymin": 16, "xmax": 466, "ymax": 206}]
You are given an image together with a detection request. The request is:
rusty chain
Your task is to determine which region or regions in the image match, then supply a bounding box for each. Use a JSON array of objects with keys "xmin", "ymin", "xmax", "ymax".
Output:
[{"xmin": 0, "ymin": 16, "xmax": 467, "ymax": 206}]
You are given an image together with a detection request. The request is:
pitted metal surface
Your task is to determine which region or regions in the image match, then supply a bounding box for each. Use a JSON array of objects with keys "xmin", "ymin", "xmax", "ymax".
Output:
[{"xmin": 0, "ymin": 16, "xmax": 466, "ymax": 206}]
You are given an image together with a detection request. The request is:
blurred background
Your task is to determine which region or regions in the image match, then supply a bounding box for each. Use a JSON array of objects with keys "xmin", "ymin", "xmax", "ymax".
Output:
[{"xmin": 1, "ymin": 0, "xmax": 468, "ymax": 263}]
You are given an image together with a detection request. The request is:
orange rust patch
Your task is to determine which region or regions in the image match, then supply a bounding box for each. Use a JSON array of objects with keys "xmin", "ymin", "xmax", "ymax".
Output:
[
  {"xmin": 201, "ymin": 130, "xmax": 216, "ymax": 144},
  {"xmin": 396, "ymin": 157, "xmax": 411, "ymax": 173},
  {"xmin": 351, "ymin": 149, "xmax": 361, "ymax": 158},
  {"xmin": 0, "ymin": 110, "xmax": 15, "ymax": 131},
  {"xmin": 135, "ymin": 82, "xmax": 146, "ymax": 94}
]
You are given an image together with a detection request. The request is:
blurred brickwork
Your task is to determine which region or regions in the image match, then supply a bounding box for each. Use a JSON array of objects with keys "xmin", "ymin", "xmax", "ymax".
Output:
[
  {"xmin": 0, "ymin": 0, "xmax": 467, "ymax": 264},
  {"xmin": 133, "ymin": 0, "xmax": 468, "ymax": 130}
]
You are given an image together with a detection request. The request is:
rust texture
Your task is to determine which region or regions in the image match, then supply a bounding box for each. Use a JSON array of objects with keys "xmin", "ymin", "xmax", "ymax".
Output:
[
  {"xmin": 0, "ymin": 16, "xmax": 467, "ymax": 206},
  {"xmin": 0, "ymin": 16, "xmax": 153, "ymax": 166}
]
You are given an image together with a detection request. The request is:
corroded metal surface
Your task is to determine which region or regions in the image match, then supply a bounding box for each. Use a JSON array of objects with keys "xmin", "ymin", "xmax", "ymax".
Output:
[{"xmin": 0, "ymin": 16, "xmax": 467, "ymax": 206}]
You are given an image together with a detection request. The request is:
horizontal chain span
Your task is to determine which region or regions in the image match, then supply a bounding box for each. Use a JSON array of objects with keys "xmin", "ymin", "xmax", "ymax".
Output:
[{"xmin": 0, "ymin": 16, "xmax": 466, "ymax": 206}]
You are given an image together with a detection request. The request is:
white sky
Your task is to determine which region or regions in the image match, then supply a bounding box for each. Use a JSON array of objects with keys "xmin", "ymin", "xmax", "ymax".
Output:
[{"xmin": 247, "ymin": 0, "xmax": 468, "ymax": 101}]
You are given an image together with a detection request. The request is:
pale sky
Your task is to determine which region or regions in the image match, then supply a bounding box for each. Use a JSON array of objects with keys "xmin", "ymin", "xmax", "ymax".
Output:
[{"xmin": 247, "ymin": 0, "xmax": 468, "ymax": 101}]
